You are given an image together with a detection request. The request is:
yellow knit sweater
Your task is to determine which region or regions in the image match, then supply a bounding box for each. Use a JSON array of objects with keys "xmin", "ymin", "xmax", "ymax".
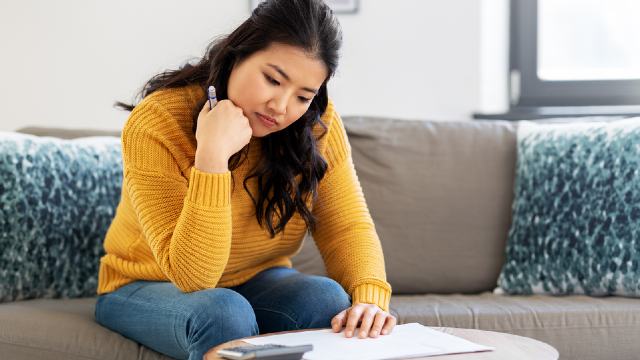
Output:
[{"xmin": 97, "ymin": 84, "xmax": 392, "ymax": 311}]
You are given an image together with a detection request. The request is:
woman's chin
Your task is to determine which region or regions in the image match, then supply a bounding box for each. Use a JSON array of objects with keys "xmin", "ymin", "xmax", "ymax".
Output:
[
  {"xmin": 250, "ymin": 128, "xmax": 267, "ymax": 138},
  {"xmin": 249, "ymin": 123, "xmax": 272, "ymax": 138}
]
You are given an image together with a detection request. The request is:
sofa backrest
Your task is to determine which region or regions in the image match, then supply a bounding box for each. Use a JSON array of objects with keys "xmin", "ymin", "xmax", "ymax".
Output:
[
  {"xmin": 293, "ymin": 117, "xmax": 519, "ymax": 294},
  {"xmin": 16, "ymin": 127, "xmax": 120, "ymax": 139},
  {"xmin": 18, "ymin": 117, "xmax": 519, "ymax": 295}
]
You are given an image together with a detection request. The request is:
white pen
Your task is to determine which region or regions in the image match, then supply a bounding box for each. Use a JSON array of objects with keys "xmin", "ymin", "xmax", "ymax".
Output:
[{"xmin": 208, "ymin": 85, "xmax": 218, "ymax": 109}]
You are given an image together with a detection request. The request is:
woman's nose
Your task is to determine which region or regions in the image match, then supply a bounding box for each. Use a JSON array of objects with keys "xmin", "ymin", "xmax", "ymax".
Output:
[{"xmin": 268, "ymin": 96, "xmax": 287, "ymax": 115}]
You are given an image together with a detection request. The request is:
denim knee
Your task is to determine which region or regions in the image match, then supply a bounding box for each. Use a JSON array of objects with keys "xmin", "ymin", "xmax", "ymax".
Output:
[
  {"xmin": 296, "ymin": 276, "xmax": 351, "ymax": 329},
  {"xmin": 184, "ymin": 288, "xmax": 259, "ymax": 358}
]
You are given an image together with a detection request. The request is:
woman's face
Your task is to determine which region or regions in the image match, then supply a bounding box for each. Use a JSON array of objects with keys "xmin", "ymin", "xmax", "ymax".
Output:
[{"xmin": 227, "ymin": 42, "xmax": 329, "ymax": 138}]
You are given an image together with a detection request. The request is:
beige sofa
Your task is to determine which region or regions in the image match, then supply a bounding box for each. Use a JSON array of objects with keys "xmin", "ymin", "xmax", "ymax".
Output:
[{"xmin": 2, "ymin": 117, "xmax": 639, "ymax": 359}]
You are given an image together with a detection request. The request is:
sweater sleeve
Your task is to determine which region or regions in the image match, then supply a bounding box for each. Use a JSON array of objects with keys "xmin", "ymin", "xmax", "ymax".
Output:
[
  {"xmin": 311, "ymin": 108, "xmax": 392, "ymax": 312},
  {"xmin": 121, "ymin": 99, "xmax": 232, "ymax": 292}
]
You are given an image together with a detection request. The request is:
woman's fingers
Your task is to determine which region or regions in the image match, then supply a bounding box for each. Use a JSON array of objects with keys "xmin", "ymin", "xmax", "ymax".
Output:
[
  {"xmin": 334, "ymin": 304, "xmax": 397, "ymax": 339},
  {"xmin": 358, "ymin": 307, "xmax": 378, "ymax": 338},
  {"xmin": 344, "ymin": 306, "xmax": 364, "ymax": 338},
  {"xmin": 331, "ymin": 309, "xmax": 347, "ymax": 332},
  {"xmin": 369, "ymin": 311, "xmax": 387, "ymax": 337},
  {"xmin": 201, "ymin": 99, "xmax": 212, "ymax": 114},
  {"xmin": 381, "ymin": 314, "xmax": 397, "ymax": 335}
]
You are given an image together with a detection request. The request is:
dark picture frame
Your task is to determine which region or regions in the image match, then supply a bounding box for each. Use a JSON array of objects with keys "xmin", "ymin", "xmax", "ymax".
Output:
[{"xmin": 250, "ymin": 0, "xmax": 359, "ymax": 14}]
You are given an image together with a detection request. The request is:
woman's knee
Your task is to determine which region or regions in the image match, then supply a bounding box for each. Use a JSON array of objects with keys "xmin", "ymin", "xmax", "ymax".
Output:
[
  {"xmin": 314, "ymin": 277, "xmax": 351, "ymax": 311},
  {"xmin": 294, "ymin": 276, "xmax": 351, "ymax": 328},
  {"xmin": 185, "ymin": 288, "xmax": 259, "ymax": 344}
]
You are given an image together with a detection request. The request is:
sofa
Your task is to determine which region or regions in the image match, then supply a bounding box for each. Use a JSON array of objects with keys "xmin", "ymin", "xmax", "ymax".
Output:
[{"xmin": 1, "ymin": 116, "xmax": 639, "ymax": 360}]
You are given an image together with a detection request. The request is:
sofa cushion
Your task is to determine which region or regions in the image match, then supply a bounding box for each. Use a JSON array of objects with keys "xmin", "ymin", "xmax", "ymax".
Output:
[
  {"xmin": 498, "ymin": 118, "xmax": 640, "ymax": 296},
  {"xmin": 0, "ymin": 298, "xmax": 170, "ymax": 360},
  {"xmin": 293, "ymin": 116, "xmax": 519, "ymax": 294},
  {"xmin": 0, "ymin": 132, "xmax": 122, "ymax": 302},
  {"xmin": 390, "ymin": 292, "xmax": 640, "ymax": 360}
]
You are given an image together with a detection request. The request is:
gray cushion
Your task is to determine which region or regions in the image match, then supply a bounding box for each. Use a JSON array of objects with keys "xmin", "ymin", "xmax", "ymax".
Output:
[
  {"xmin": 0, "ymin": 298, "xmax": 171, "ymax": 360},
  {"xmin": 293, "ymin": 117, "xmax": 519, "ymax": 294},
  {"xmin": 2, "ymin": 294, "xmax": 636, "ymax": 360},
  {"xmin": 390, "ymin": 292, "xmax": 640, "ymax": 360}
]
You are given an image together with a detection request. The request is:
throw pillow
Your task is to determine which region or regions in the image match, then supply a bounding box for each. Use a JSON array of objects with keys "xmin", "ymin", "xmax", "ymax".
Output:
[
  {"xmin": 498, "ymin": 118, "xmax": 640, "ymax": 296},
  {"xmin": 0, "ymin": 132, "xmax": 122, "ymax": 302}
]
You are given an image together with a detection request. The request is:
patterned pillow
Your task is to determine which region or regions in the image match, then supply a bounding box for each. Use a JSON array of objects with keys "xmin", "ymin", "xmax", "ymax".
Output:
[
  {"xmin": 498, "ymin": 118, "xmax": 640, "ymax": 296},
  {"xmin": 0, "ymin": 132, "xmax": 122, "ymax": 302}
]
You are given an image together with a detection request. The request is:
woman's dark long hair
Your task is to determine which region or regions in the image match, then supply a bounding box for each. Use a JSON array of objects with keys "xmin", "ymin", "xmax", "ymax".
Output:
[{"xmin": 114, "ymin": 0, "xmax": 342, "ymax": 238}]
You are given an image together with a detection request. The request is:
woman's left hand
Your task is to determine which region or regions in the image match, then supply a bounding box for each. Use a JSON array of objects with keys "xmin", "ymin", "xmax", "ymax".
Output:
[{"xmin": 331, "ymin": 303, "xmax": 397, "ymax": 338}]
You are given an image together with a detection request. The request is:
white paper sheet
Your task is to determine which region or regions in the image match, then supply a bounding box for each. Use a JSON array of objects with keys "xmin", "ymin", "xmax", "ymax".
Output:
[{"xmin": 244, "ymin": 323, "xmax": 495, "ymax": 360}]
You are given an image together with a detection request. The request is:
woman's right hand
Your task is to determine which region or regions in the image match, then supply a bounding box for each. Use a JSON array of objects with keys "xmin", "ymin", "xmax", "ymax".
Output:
[{"xmin": 194, "ymin": 99, "xmax": 253, "ymax": 173}]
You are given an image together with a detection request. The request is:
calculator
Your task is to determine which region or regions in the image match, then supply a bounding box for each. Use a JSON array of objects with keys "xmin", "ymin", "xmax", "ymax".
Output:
[{"xmin": 216, "ymin": 343, "xmax": 313, "ymax": 360}]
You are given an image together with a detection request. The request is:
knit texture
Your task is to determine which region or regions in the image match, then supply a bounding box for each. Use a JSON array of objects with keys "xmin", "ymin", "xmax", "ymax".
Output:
[
  {"xmin": 97, "ymin": 84, "xmax": 392, "ymax": 311},
  {"xmin": 0, "ymin": 133, "xmax": 121, "ymax": 302},
  {"xmin": 498, "ymin": 119, "xmax": 640, "ymax": 296}
]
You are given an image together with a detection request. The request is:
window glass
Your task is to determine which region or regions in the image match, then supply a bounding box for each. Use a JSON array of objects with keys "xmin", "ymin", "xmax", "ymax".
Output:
[{"xmin": 538, "ymin": 0, "xmax": 640, "ymax": 81}]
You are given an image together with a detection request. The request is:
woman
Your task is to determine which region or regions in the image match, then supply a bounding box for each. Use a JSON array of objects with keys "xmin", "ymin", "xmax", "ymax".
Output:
[{"xmin": 94, "ymin": 0, "xmax": 395, "ymax": 359}]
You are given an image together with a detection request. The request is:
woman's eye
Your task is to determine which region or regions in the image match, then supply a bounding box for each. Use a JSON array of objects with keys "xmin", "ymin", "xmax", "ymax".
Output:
[
  {"xmin": 264, "ymin": 74, "xmax": 279, "ymax": 86},
  {"xmin": 263, "ymin": 73, "xmax": 311, "ymax": 103}
]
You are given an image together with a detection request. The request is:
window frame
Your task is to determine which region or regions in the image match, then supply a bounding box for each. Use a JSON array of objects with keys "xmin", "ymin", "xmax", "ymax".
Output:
[{"xmin": 510, "ymin": 0, "xmax": 640, "ymax": 107}]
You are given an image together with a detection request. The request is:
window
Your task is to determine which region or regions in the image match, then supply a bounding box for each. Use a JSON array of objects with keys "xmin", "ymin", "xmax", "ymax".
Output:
[
  {"xmin": 512, "ymin": 0, "xmax": 640, "ymax": 107},
  {"xmin": 538, "ymin": 0, "xmax": 640, "ymax": 82},
  {"xmin": 477, "ymin": 0, "xmax": 640, "ymax": 119}
]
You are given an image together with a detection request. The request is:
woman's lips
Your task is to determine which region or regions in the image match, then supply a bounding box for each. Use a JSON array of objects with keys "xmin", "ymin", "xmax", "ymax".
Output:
[{"xmin": 257, "ymin": 113, "xmax": 277, "ymax": 127}]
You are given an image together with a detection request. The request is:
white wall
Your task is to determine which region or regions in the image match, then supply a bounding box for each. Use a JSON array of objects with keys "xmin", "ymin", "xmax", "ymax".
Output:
[{"xmin": 0, "ymin": 0, "xmax": 509, "ymax": 131}]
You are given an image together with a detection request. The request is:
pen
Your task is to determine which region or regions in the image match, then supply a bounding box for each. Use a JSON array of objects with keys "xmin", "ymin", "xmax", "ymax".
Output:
[{"xmin": 208, "ymin": 85, "xmax": 218, "ymax": 109}]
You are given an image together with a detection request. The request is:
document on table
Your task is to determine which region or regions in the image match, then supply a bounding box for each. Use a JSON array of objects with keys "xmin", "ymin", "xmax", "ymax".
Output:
[{"xmin": 244, "ymin": 323, "xmax": 495, "ymax": 360}]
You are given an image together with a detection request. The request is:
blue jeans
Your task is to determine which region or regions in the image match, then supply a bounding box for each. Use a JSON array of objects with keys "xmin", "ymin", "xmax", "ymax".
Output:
[{"xmin": 94, "ymin": 266, "xmax": 351, "ymax": 360}]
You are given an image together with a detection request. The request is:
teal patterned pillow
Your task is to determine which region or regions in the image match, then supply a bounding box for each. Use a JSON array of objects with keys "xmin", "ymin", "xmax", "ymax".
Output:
[
  {"xmin": 498, "ymin": 119, "xmax": 640, "ymax": 296},
  {"xmin": 0, "ymin": 132, "xmax": 122, "ymax": 302}
]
